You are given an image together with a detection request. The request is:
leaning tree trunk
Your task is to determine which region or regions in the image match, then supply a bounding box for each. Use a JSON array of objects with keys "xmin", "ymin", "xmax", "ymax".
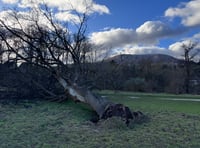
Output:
[{"xmin": 55, "ymin": 74, "xmax": 143, "ymax": 124}]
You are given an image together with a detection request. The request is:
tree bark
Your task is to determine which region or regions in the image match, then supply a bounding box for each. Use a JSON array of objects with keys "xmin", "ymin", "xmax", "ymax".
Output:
[
  {"xmin": 55, "ymin": 74, "xmax": 141, "ymax": 124},
  {"xmin": 56, "ymin": 75, "xmax": 110, "ymax": 117}
]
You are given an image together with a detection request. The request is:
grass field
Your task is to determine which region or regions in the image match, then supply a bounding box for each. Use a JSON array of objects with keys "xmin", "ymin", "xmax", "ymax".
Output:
[{"xmin": 0, "ymin": 91, "xmax": 200, "ymax": 148}]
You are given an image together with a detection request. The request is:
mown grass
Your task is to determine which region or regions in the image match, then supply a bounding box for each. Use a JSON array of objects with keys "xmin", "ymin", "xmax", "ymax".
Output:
[
  {"xmin": 99, "ymin": 90, "xmax": 200, "ymax": 114},
  {"xmin": 0, "ymin": 91, "xmax": 200, "ymax": 148}
]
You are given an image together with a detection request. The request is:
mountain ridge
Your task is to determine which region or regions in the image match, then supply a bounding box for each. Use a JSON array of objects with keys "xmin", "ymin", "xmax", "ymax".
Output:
[{"xmin": 105, "ymin": 54, "xmax": 183, "ymax": 65}]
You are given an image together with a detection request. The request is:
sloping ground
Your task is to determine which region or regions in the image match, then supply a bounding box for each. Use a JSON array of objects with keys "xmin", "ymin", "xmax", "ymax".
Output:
[
  {"xmin": 1, "ymin": 92, "xmax": 200, "ymax": 148},
  {"xmin": 106, "ymin": 54, "xmax": 182, "ymax": 65}
]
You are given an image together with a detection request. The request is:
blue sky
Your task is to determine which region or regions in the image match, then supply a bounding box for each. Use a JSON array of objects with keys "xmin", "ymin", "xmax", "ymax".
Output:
[
  {"xmin": 0, "ymin": 0, "xmax": 200, "ymax": 59},
  {"xmin": 88, "ymin": 0, "xmax": 200, "ymax": 58},
  {"xmin": 87, "ymin": 0, "xmax": 191, "ymax": 47},
  {"xmin": 89, "ymin": 0, "xmax": 181, "ymax": 30}
]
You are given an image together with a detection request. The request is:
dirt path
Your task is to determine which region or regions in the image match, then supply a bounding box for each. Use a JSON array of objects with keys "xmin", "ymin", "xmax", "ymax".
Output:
[
  {"xmin": 129, "ymin": 96, "xmax": 200, "ymax": 102},
  {"xmin": 161, "ymin": 98, "xmax": 200, "ymax": 102}
]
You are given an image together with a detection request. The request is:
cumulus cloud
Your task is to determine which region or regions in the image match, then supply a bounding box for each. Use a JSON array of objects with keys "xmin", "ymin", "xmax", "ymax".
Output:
[
  {"xmin": 113, "ymin": 46, "xmax": 171, "ymax": 56},
  {"xmin": 90, "ymin": 21, "xmax": 185, "ymax": 49},
  {"xmin": 89, "ymin": 21, "xmax": 186, "ymax": 59},
  {"xmin": 49, "ymin": 0, "xmax": 109, "ymax": 22},
  {"xmin": 169, "ymin": 38, "xmax": 200, "ymax": 61},
  {"xmin": 1, "ymin": 0, "xmax": 109, "ymax": 23},
  {"xmin": 136, "ymin": 21, "xmax": 178, "ymax": 37},
  {"xmin": 42, "ymin": 0, "xmax": 110, "ymax": 14},
  {"xmin": 2, "ymin": 0, "xmax": 18, "ymax": 4},
  {"xmin": 169, "ymin": 41, "xmax": 184, "ymax": 55},
  {"xmin": 16, "ymin": 0, "xmax": 109, "ymax": 15},
  {"xmin": 165, "ymin": 0, "xmax": 200, "ymax": 27},
  {"xmin": 55, "ymin": 12, "xmax": 80, "ymax": 24},
  {"xmin": 0, "ymin": 0, "xmax": 109, "ymax": 27},
  {"xmin": 0, "ymin": 9, "xmax": 58, "ymax": 30},
  {"xmin": 90, "ymin": 28, "xmax": 137, "ymax": 49},
  {"xmin": 18, "ymin": 0, "xmax": 40, "ymax": 8},
  {"xmin": 192, "ymin": 32, "xmax": 200, "ymax": 40}
]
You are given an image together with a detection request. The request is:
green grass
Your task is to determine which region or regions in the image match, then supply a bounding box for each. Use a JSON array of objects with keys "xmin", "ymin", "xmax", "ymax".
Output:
[
  {"xmin": 0, "ymin": 91, "xmax": 200, "ymax": 148},
  {"xmin": 99, "ymin": 90, "xmax": 200, "ymax": 114}
]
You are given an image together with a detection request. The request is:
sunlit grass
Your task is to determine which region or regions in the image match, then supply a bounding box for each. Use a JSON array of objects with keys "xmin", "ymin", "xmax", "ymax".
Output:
[
  {"xmin": 98, "ymin": 90, "xmax": 200, "ymax": 114},
  {"xmin": 0, "ymin": 91, "xmax": 200, "ymax": 147}
]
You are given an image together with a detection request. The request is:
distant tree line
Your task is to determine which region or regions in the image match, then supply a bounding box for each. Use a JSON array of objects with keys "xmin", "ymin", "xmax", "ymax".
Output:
[
  {"xmin": 88, "ymin": 57, "xmax": 200, "ymax": 94},
  {"xmin": 1, "ymin": 56, "xmax": 200, "ymax": 98}
]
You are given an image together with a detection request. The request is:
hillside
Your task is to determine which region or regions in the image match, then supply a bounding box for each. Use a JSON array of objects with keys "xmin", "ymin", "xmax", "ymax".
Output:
[{"xmin": 105, "ymin": 54, "xmax": 182, "ymax": 65}]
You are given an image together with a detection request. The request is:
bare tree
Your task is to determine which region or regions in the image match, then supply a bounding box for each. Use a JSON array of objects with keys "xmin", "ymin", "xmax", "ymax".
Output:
[
  {"xmin": 0, "ymin": 39, "xmax": 3, "ymax": 63},
  {"xmin": 181, "ymin": 41, "xmax": 200, "ymax": 93},
  {"xmin": 0, "ymin": 3, "xmax": 142, "ymax": 124}
]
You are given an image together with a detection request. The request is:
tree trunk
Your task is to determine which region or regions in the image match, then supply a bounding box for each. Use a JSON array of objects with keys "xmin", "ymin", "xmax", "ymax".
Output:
[
  {"xmin": 56, "ymin": 75, "xmax": 110, "ymax": 117},
  {"xmin": 55, "ymin": 74, "xmax": 141, "ymax": 124},
  {"xmin": 185, "ymin": 63, "xmax": 190, "ymax": 94}
]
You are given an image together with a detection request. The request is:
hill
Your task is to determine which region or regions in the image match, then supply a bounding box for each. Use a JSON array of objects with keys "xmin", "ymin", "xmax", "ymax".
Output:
[{"xmin": 105, "ymin": 54, "xmax": 183, "ymax": 65}]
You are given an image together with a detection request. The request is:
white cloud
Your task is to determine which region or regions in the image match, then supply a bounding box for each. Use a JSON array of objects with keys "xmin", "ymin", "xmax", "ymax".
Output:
[
  {"xmin": 90, "ymin": 28, "xmax": 138, "ymax": 49},
  {"xmin": 136, "ymin": 21, "xmax": 172, "ymax": 36},
  {"xmin": 168, "ymin": 41, "xmax": 184, "ymax": 55},
  {"xmin": 17, "ymin": 0, "xmax": 109, "ymax": 15},
  {"xmin": 91, "ymin": 2, "xmax": 110, "ymax": 15},
  {"xmin": 0, "ymin": 9, "xmax": 57, "ymax": 30},
  {"xmin": 41, "ymin": 0, "xmax": 110, "ymax": 14},
  {"xmin": 136, "ymin": 21, "xmax": 185, "ymax": 44},
  {"xmin": 2, "ymin": 0, "xmax": 18, "ymax": 4},
  {"xmin": 18, "ymin": 0, "xmax": 40, "ymax": 8},
  {"xmin": 0, "ymin": 0, "xmax": 110, "ymax": 27},
  {"xmin": 0, "ymin": 10, "xmax": 18, "ymax": 26},
  {"xmin": 55, "ymin": 11, "xmax": 80, "ymax": 23},
  {"xmin": 165, "ymin": 0, "xmax": 200, "ymax": 27},
  {"xmin": 89, "ymin": 21, "xmax": 186, "ymax": 59},
  {"xmin": 1, "ymin": 0, "xmax": 109, "ymax": 24},
  {"xmin": 113, "ymin": 46, "xmax": 171, "ymax": 56},
  {"xmin": 169, "ymin": 39, "xmax": 200, "ymax": 61},
  {"xmin": 90, "ymin": 21, "xmax": 184, "ymax": 49},
  {"xmin": 192, "ymin": 32, "xmax": 200, "ymax": 39}
]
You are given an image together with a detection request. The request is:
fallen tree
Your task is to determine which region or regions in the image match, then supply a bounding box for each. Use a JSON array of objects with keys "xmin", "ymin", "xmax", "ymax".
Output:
[
  {"xmin": 0, "ymin": 1, "xmax": 143, "ymax": 124},
  {"xmin": 55, "ymin": 73, "xmax": 143, "ymax": 124}
]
